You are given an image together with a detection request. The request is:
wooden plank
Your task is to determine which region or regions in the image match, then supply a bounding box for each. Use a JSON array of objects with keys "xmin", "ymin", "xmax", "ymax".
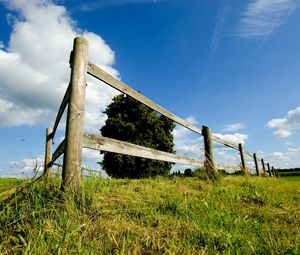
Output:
[
  {"xmin": 211, "ymin": 135, "xmax": 237, "ymax": 150},
  {"xmin": 87, "ymin": 62, "xmax": 257, "ymax": 159},
  {"xmin": 62, "ymin": 37, "xmax": 89, "ymax": 191},
  {"xmin": 87, "ymin": 62, "xmax": 203, "ymax": 135},
  {"xmin": 82, "ymin": 132, "xmax": 204, "ymax": 167},
  {"xmin": 215, "ymin": 163, "xmax": 240, "ymax": 171},
  {"xmin": 52, "ymin": 84, "xmax": 70, "ymax": 138},
  {"xmin": 211, "ymin": 135, "xmax": 253, "ymax": 158},
  {"xmin": 44, "ymin": 128, "xmax": 53, "ymax": 177},
  {"xmin": 53, "ymin": 162, "xmax": 100, "ymax": 174},
  {"xmin": 51, "ymin": 139, "xmax": 65, "ymax": 165}
]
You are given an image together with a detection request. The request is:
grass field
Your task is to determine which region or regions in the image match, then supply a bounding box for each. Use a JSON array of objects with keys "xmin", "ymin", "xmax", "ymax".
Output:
[
  {"xmin": 0, "ymin": 175, "xmax": 299, "ymax": 254},
  {"xmin": 0, "ymin": 178, "xmax": 28, "ymax": 201}
]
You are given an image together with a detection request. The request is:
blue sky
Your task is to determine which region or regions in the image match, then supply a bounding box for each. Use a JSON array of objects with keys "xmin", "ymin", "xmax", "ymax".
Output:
[{"xmin": 0, "ymin": 0, "xmax": 300, "ymax": 177}]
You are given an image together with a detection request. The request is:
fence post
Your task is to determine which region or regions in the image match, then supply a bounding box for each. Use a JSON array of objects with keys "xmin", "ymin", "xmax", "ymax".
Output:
[
  {"xmin": 238, "ymin": 143, "xmax": 247, "ymax": 174},
  {"xmin": 62, "ymin": 37, "xmax": 88, "ymax": 192},
  {"xmin": 271, "ymin": 166, "xmax": 276, "ymax": 177},
  {"xmin": 261, "ymin": 159, "xmax": 266, "ymax": 174},
  {"xmin": 202, "ymin": 125, "xmax": 216, "ymax": 179},
  {"xmin": 44, "ymin": 128, "xmax": 53, "ymax": 178},
  {"xmin": 274, "ymin": 167, "xmax": 279, "ymax": 178},
  {"xmin": 253, "ymin": 153, "xmax": 259, "ymax": 176},
  {"xmin": 267, "ymin": 163, "xmax": 272, "ymax": 177}
]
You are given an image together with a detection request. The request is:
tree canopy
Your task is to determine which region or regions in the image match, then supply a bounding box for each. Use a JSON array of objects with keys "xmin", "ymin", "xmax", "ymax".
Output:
[{"xmin": 101, "ymin": 94, "xmax": 175, "ymax": 178}]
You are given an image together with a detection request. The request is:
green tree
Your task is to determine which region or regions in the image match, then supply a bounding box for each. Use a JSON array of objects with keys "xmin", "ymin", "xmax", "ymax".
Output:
[{"xmin": 101, "ymin": 94, "xmax": 175, "ymax": 178}]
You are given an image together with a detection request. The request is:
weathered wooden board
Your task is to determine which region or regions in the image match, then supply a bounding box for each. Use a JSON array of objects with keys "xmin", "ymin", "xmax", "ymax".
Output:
[
  {"xmin": 87, "ymin": 62, "xmax": 203, "ymax": 135},
  {"xmin": 215, "ymin": 163, "xmax": 240, "ymax": 171},
  {"xmin": 82, "ymin": 132, "xmax": 204, "ymax": 166},
  {"xmin": 87, "ymin": 62, "xmax": 257, "ymax": 159},
  {"xmin": 53, "ymin": 162, "xmax": 99, "ymax": 174},
  {"xmin": 52, "ymin": 84, "xmax": 70, "ymax": 138},
  {"xmin": 50, "ymin": 139, "xmax": 65, "ymax": 165}
]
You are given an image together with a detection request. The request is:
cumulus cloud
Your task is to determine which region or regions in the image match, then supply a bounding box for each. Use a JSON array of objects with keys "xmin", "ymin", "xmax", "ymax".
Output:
[
  {"xmin": 172, "ymin": 116, "xmax": 204, "ymax": 160},
  {"xmin": 5, "ymin": 150, "xmax": 103, "ymax": 178},
  {"xmin": 0, "ymin": 0, "xmax": 119, "ymax": 131},
  {"xmin": 82, "ymin": 148, "xmax": 103, "ymax": 162},
  {"xmin": 266, "ymin": 147, "xmax": 300, "ymax": 167},
  {"xmin": 267, "ymin": 106, "xmax": 300, "ymax": 138},
  {"xmin": 213, "ymin": 133, "xmax": 248, "ymax": 146},
  {"xmin": 238, "ymin": 0, "xmax": 298, "ymax": 38},
  {"xmin": 224, "ymin": 122, "xmax": 245, "ymax": 132},
  {"xmin": 214, "ymin": 147, "xmax": 240, "ymax": 166},
  {"xmin": 171, "ymin": 116, "xmax": 252, "ymax": 172},
  {"xmin": 9, "ymin": 155, "xmax": 44, "ymax": 177}
]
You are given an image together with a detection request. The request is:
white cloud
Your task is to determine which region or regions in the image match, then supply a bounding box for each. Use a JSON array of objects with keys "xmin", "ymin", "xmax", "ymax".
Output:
[
  {"xmin": 238, "ymin": 0, "xmax": 298, "ymax": 38},
  {"xmin": 215, "ymin": 147, "xmax": 240, "ymax": 165},
  {"xmin": 267, "ymin": 147, "xmax": 300, "ymax": 167},
  {"xmin": 82, "ymin": 148, "xmax": 103, "ymax": 162},
  {"xmin": 172, "ymin": 116, "xmax": 250, "ymax": 171},
  {"xmin": 213, "ymin": 133, "xmax": 248, "ymax": 145},
  {"xmin": 5, "ymin": 150, "xmax": 103, "ymax": 177},
  {"xmin": 224, "ymin": 122, "xmax": 245, "ymax": 132},
  {"xmin": 256, "ymin": 147, "xmax": 300, "ymax": 168},
  {"xmin": 9, "ymin": 155, "xmax": 44, "ymax": 176},
  {"xmin": 273, "ymin": 129, "xmax": 292, "ymax": 138},
  {"xmin": 267, "ymin": 106, "xmax": 300, "ymax": 138},
  {"xmin": 172, "ymin": 116, "xmax": 204, "ymax": 160},
  {"xmin": 0, "ymin": 0, "xmax": 119, "ymax": 131}
]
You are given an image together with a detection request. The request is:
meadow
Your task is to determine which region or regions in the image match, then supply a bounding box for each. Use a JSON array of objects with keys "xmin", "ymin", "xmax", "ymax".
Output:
[{"xmin": 0, "ymin": 175, "xmax": 299, "ymax": 254}]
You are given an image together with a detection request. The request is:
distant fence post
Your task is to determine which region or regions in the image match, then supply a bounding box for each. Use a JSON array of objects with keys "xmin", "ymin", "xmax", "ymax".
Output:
[
  {"xmin": 44, "ymin": 128, "xmax": 53, "ymax": 178},
  {"xmin": 238, "ymin": 143, "xmax": 247, "ymax": 174},
  {"xmin": 271, "ymin": 166, "xmax": 276, "ymax": 178},
  {"xmin": 267, "ymin": 163, "xmax": 272, "ymax": 177},
  {"xmin": 253, "ymin": 153, "xmax": 259, "ymax": 176},
  {"xmin": 62, "ymin": 37, "xmax": 88, "ymax": 192},
  {"xmin": 274, "ymin": 167, "xmax": 279, "ymax": 178},
  {"xmin": 202, "ymin": 125, "xmax": 216, "ymax": 179},
  {"xmin": 261, "ymin": 159, "xmax": 266, "ymax": 174}
]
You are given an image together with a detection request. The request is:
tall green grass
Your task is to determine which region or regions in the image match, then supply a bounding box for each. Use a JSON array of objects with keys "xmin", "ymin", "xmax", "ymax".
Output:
[{"xmin": 0, "ymin": 176, "xmax": 299, "ymax": 254}]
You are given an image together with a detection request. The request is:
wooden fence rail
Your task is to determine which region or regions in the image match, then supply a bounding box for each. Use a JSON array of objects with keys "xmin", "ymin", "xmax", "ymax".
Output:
[
  {"xmin": 82, "ymin": 132, "xmax": 204, "ymax": 166},
  {"xmin": 44, "ymin": 37, "xmax": 277, "ymax": 191}
]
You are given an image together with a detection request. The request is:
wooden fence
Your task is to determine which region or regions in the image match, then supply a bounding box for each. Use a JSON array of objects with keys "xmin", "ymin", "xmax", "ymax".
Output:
[{"xmin": 44, "ymin": 37, "xmax": 278, "ymax": 191}]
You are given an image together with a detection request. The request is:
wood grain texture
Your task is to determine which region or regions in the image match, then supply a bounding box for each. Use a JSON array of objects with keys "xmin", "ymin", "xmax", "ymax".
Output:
[
  {"xmin": 44, "ymin": 128, "xmax": 53, "ymax": 178},
  {"xmin": 62, "ymin": 37, "xmax": 88, "ymax": 191},
  {"xmin": 52, "ymin": 84, "xmax": 70, "ymax": 138},
  {"xmin": 53, "ymin": 162, "xmax": 99, "ymax": 174},
  {"xmin": 87, "ymin": 62, "xmax": 203, "ymax": 135},
  {"xmin": 87, "ymin": 62, "xmax": 258, "ymax": 160},
  {"xmin": 51, "ymin": 139, "xmax": 65, "ymax": 165},
  {"xmin": 82, "ymin": 132, "xmax": 204, "ymax": 167},
  {"xmin": 202, "ymin": 126, "xmax": 216, "ymax": 178}
]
